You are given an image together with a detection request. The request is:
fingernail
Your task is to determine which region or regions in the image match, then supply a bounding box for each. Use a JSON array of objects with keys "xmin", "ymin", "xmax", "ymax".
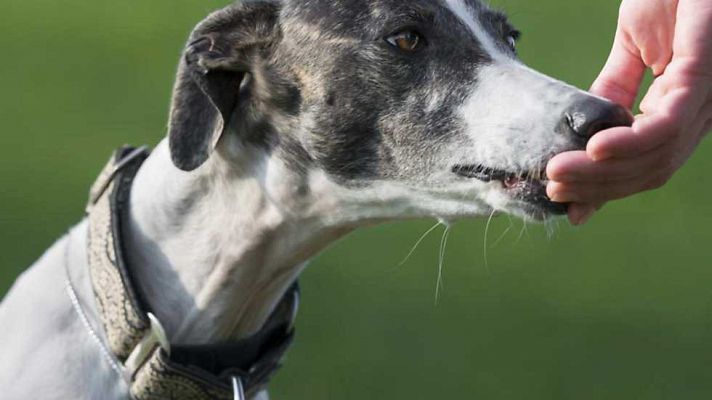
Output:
[
  {"xmin": 590, "ymin": 153, "xmax": 607, "ymax": 162},
  {"xmin": 588, "ymin": 148, "xmax": 611, "ymax": 162}
]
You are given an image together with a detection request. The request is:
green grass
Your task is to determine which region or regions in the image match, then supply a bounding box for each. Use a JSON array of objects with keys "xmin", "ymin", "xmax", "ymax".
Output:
[{"xmin": 2, "ymin": 1, "xmax": 711, "ymax": 398}]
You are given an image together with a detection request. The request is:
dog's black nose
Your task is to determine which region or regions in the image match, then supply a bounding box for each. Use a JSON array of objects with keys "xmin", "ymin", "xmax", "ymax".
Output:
[{"xmin": 560, "ymin": 97, "xmax": 633, "ymax": 144}]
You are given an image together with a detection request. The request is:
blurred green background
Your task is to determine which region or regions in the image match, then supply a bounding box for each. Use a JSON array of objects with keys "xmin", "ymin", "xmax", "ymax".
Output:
[{"xmin": 2, "ymin": 0, "xmax": 712, "ymax": 398}]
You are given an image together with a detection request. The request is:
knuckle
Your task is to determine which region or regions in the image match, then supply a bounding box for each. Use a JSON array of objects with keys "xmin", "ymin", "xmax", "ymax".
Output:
[
  {"xmin": 646, "ymin": 176, "xmax": 669, "ymax": 191},
  {"xmin": 589, "ymin": 188, "xmax": 610, "ymax": 203},
  {"xmin": 659, "ymin": 154, "xmax": 677, "ymax": 174},
  {"xmin": 610, "ymin": 186, "xmax": 632, "ymax": 200},
  {"xmin": 669, "ymin": 128, "xmax": 684, "ymax": 142}
]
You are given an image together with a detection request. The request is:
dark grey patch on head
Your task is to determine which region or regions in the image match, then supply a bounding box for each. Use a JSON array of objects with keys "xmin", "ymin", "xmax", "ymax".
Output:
[
  {"xmin": 267, "ymin": 0, "xmax": 508, "ymax": 183},
  {"xmin": 476, "ymin": 7, "xmax": 521, "ymax": 55},
  {"xmin": 275, "ymin": 135, "xmax": 315, "ymax": 176},
  {"xmin": 167, "ymin": 0, "xmax": 523, "ymax": 185}
]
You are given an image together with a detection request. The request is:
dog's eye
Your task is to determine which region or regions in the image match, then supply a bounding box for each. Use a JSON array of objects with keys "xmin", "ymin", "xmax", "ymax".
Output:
[
  {"xmin": 506, "ymin": 30, "xmax": 521, "ymax": 51},
  {"xmin": 385, "ymin": 30, "xmax": 423, "ymax": 52}
]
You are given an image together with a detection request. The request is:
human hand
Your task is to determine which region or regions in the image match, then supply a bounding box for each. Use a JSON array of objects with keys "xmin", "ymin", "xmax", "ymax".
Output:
[{"xmin": 546, "ymin": 0, "xmax": 712, "ymax": 225}]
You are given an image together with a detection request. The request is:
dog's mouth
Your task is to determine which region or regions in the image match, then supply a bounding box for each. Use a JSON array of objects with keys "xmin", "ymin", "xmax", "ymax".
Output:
[{"xmin": 452, "ymin": 164, "xmax": 568, "ymax": 217}]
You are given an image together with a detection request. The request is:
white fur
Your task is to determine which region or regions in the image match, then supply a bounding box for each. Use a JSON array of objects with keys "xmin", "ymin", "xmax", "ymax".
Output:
[
  {"xmin": 125, "ymin": 142, "xmax": 346, "ymax": 343},
  {"xmin": 0, "ymin": 222, "xmax": 130, "ymax": 399},
  {"xmin": 125, "ymin": 140, "xmax": 494, "ymax": 345},
  {"xmin": 442, "ymin": 0, "xmax": 595, "ymax": 217},
  {"xmin": 454, "ymin": 63, "xmax": 592, "ymax": 217},
  {"xmin": 444, "ymin": 0, "xmax": 503, "ymax": 60},
  {"xmin": 459, "ymin": 63, "xmax": 582, "ymax": 168}
]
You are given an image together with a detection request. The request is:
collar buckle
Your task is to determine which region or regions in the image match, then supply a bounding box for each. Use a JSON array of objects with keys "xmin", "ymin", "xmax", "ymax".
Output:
[
  {"xmin": 232, "ymin": 376, "xmax": 246, "ymax": 400},
  {"xmin": 124, "ymin": 313, "xmax": 171, "ymax": 381}
]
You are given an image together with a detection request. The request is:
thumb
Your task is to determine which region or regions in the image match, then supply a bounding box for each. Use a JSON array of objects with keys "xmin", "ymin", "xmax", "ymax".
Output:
[{"xmin": 590, "ymin": 29, "xmax": 646, "ymax": 110}]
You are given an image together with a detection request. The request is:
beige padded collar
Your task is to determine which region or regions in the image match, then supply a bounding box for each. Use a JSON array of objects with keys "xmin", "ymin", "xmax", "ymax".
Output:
[{"xmin": 85, "ymin": 146, "xmax": 298, "ymax": 400}]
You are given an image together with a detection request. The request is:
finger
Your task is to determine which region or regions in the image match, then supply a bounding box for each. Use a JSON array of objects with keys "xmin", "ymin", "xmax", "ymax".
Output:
[
  {"xmin": 590, "ymin": 29, "xmax": 646, "ymax": 109},
  {"xmin": 547, "ymin": 144, "xmax": 669, "ymax": 183},
  {"xmin": 673, "ymin": 0, "xmax": 712, "ymax": 73},
  {"xmin": 567, "ymin": 203, "xmax": 603, "ymax": 226},
  {"xmin": 546, "ymin": 151, "xmax": 587, "ymax": 181},
  {"xmin": 587, "ymin": 112, "xmax": 679, "ymax": 161},
  {"xmin": 697, "ymin": 101, "xmax": 712, "ymax": 138},
  {"xmin": 590, "ymin": 77, "xmax": 709, "ymax": 160},
  {"xmin": 547, "ymin": 175, "xmax": 667, "ymax": 204}
]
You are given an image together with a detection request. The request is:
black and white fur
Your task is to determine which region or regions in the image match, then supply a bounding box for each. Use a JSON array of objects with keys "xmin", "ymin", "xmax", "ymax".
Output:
[{"xmin": 0, "ymin": 0, "xmax": 631, "ymax": 398}]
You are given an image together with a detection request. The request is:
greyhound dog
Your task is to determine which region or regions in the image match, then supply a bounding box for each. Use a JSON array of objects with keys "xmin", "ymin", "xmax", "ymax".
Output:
[{"xmin": 0, "ymin": 0, "xmax": 632, "ymax": 398}]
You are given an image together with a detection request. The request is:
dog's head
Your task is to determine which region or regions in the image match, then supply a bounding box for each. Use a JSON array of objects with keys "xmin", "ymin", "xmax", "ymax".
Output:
[{"xmin": 168, "ymin": 0, "xmax": 632, "ymax": 223}]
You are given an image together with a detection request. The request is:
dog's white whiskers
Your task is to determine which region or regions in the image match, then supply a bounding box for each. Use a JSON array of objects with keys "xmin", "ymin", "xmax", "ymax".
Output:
[
  {"xmin": 490, "ymin": 219, "xmax": 513, "ymax": 249},
  {"xmin": 483, "ymin": 209, "xmax": 497, "ymax": 273},
  {"xmin": 435, "ymin": 222, "xmax": 451, "ymax": 305},
  {"xmin": 544, "ymin": 219, "xmax": 557, "ymax": 239},
  {"xmin": 396, "ymin": 221, "xmax": 442, "ymax": 268},
  {"xmin": 515, "ymin": 219, "xmax": 528, "ymax": 245},
  {"xmin": 546, "ymin": 217, "xmax": 562, "ymax": 239}
]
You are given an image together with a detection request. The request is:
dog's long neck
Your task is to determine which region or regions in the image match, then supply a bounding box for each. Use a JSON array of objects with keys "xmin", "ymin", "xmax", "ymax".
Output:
[{"xmin": 124, "ymin": 139, "xmax": 351, "ymax": 344}]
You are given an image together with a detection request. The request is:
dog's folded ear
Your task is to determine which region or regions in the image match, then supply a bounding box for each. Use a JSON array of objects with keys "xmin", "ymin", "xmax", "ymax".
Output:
[{"xmin": 168, "ymin": 2, "xmax": 280, "ymax": 171}]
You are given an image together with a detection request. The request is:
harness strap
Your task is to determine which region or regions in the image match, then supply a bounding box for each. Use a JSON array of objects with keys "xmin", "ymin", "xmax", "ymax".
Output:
[{"xmin": 85, "ymin": 146, "xmax": 298, "ymax": 399}]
